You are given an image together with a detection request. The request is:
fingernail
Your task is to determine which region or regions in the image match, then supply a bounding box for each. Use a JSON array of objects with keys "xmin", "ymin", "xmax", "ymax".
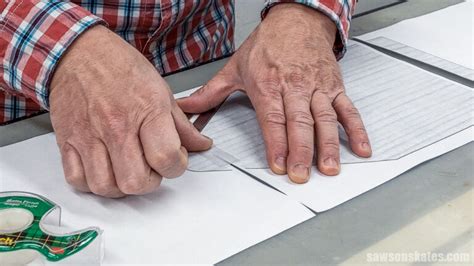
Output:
[
  {"xmin": 291, "ymin": 164, "xmax": 309, "ymax": 181},
  {"xmin": 323, "ymin": 157, "xmax": 338, "ymax": 169},
  {"xmin": 274, "ymin": 156, "xmax": 287, "ymax": 172},
  {"xmin": 361, "ymin": 142, "xmax": 370, "ymax": 151},
  {"xmin": 203, "ymin": 134, "xmax": 212, "ymax": 141}
]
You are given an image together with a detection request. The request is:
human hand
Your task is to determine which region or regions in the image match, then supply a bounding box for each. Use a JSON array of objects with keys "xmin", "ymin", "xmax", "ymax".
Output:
[
  {"xmin": 178, "ymin": 4, "xmax": 371, "ymax": 183},
  {"xmin": 50, "ymin": 25, "xmax": 212, "ymax": 197}
]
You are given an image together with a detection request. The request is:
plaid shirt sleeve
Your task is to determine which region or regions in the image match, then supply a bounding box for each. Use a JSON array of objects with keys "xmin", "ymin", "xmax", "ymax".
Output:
[
  {"xmin": 262, "ymin": 0, "xmax": 357, "ymax": 60},
  {"xmin": 0, "ymin": 0, "xmax": 105, "ymax": 124}
]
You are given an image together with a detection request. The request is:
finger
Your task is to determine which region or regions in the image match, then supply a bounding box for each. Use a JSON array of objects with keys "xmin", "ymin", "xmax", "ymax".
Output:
[
  {"xmin": 140, "ymin": 111, "xmax": 188, "ymax": 178},
  {"xmin": 78, "ymin": 140, "xmax": 125, "ymax": 198},
  {"xmin": 60, "ymin": 142, "xmax": 89, "ymax": 192},
  {"xmin": 311, "ymin": 92, "xmax": 340, "ymax": 176},
  {"xmin": 171, "ymin": 101, "xmax": 213, "ymax": 152},
  {"xmin": 252, "ymin": 89, "xmax": 288, "ymax": 175},
  {"xmin": 177, "ymin": 64, "xmax": 240, "ymax": 114},
  {"xmin": 106, "ymin": 133, "xmax": 162, "ymax": 195},
  {"xmin": 283, "ymin": 91, "xmax": 314, "ymax": 183},
  {"xmin": 333, "ymin": 93, "xmax": 372, "ymax": 158}
]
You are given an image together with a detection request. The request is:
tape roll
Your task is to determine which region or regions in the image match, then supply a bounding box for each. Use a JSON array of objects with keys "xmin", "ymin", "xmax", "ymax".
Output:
[
  {"xmin": 0, "ymin": 208, "xmax": 34, "ymax": 233},
  {"xmin": 0, "ymin": 192, "xmax": 102, "ymax": 264},
  {"xmin": 0, "ymin": 208, "xmax": 40, "ymax": 265}
]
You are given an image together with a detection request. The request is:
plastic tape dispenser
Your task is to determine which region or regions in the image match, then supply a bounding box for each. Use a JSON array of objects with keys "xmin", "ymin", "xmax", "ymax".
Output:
[{"xmin": 0, "ymin": 192, "xmax": 103, "ymax": 265}]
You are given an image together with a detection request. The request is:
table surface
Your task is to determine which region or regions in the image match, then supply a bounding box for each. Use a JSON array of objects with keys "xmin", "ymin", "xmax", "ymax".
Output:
[{"xmin": 0, "ymin": 1, "xmax": 472, "ymax": 265}]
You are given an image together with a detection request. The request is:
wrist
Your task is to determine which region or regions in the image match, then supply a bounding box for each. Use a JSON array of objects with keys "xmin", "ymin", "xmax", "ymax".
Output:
[
  {"xmin": 50, "ymin": 25, "xmax": 118, "ymax": 90},
  {"xmin": 265, "ymin": 3, "xmax": 337, "ymax": 47}
]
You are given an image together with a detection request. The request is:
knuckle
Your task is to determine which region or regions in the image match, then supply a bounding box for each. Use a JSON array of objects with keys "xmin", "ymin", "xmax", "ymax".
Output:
[
  {"xmin": 119, "ymin": 177, "xmax": 147, "ymax": 195},
  {"xmin": 192, "ymin": 87, "xmax": 214, "ymax": 109},
  {"xmin": 90, "ymin": 181, "xmax": 115, "ymax": 196},
  {"xmin": 343, "ymin": 106, "xmax": 361, "ymax": 119},
  {"xmin": 293, "ymin": 144, "xmax": 313, "ymax": 157},
  {"xmin": 287, "ymin": 111, "xmax": 314, "ymax": 127},
  {"xmin": 320, "ymin": 140, "xmax": 340, "ymax": 152},
  {"xmin": 287, "ymin": 71, "xmax": 306, "ymax": 85},
  {"xmin": 64, "ymin": 174, "xmax": 83, "ymax": 187},
  {"xmin": 256, "ymin": 77, "xmax": 280, "ymax": 90},
  {"xmin": 68, "ymin": 131, "xmax": 98, "ymax": 148},
  {"xmin": 315, "ymin": 109, "xmax": 337, "ymax": 123},
  {"xmin": 284, "ymin": 89, "xmax": 312, "ymax": 99},
  {"xmin": 266, "ymin": 140, "xmax": 288, "ymax": 154},
  {"xmin": 255, "ymin": 80, "xmax": 282, "ymax": 98},
  {"xmin": 61, "ymin": 142, "xmax": 74, "ymax": 153},
  {"xmin": 272, "ymin": 140, "xmax": 288, "ymax": 150},
  {"xmin": 99, "ymin": 108, "xmax": 126, "ymax": 126},
  {"xmin": 141, "ymin": 112, "xmax": 162, "ymax": 130},
  {"xmin": 150, "ymin": 149, "xmax": 183, "ymax": 172},
  {"xmin": 263, "ymin": 112, "xmax": 286, "ymax": 126},
  {"xmin": 313, "ymin": 63, "xmax": 344, "ymax": 94},
  {"xmin": 348, "ymin": 126, "xmax": 367, "ymax": 136},
  {"xmin": 284, "ymin": 64, "xmax": 310, "ymax": 85},
  {"xmin": 134, "ymin": 102, "xmax": 164, "ymax": 123}
]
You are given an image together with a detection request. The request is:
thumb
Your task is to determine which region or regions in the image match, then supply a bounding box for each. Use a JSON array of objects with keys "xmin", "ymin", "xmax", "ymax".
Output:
[{"xmin": 177, "ymin": 61, "xmax": 241, "ymax": 114}]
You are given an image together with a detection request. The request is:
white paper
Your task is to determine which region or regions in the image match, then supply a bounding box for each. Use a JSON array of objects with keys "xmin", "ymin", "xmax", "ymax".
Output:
[
  {"xmin": 0, "ymin": 134, "xmax": 314, "ymax": 264},
  {"xmin": 246, "ymin": 127, "xmax": 473, "ymax": 212},
  {"xmin": 357, "ymin": 0, "xmax": 474, "ymax": 80},
  {"xmin": 358, "ymin": 37, "xmax": 473, "ymax": 81},
  {"xmin": 188, "ymin": 42, "xmax": 473, "ymax": 171}
]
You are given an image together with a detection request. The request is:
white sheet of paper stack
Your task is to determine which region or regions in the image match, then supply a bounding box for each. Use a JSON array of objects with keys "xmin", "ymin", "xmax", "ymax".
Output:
[{"xmin": 357, "ymin": 0, "xmax": 473, "ymax": 81}]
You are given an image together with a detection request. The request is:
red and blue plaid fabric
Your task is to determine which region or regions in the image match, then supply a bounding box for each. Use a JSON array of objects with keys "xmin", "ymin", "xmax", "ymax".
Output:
[{"xmin": 0, "ymin": 0, "xmax": 355, "ymax": 124}]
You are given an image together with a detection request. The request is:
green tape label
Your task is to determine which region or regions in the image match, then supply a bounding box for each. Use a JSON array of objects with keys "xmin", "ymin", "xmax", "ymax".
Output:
[{"xmin": 0, "ymin": 193, "xmax": 100, "ymax": 262}]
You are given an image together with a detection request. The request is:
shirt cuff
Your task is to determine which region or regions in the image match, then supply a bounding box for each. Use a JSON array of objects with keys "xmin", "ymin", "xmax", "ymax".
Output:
[
  {"xmin": 261, "ymin": 0, "xmax": 356, "ymax": 60},
  {"xmin": 0, "ymin": 0, "xmax": 106, "ymax": 109}
]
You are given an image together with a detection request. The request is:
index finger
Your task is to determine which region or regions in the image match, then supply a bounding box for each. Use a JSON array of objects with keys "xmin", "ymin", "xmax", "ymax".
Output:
[
  {"xmin": 140, "ymin": 110, "xmax": 188, "ymax": 178},
  {"xmin": 251, "ymin": 88, "xmax": 289, "ymax": 175}
]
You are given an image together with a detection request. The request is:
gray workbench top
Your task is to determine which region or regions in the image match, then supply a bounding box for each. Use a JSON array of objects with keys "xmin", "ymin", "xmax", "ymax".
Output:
[{"xmin": 1, "ymin": 1, "xmax": 472, "ymax": 265}]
